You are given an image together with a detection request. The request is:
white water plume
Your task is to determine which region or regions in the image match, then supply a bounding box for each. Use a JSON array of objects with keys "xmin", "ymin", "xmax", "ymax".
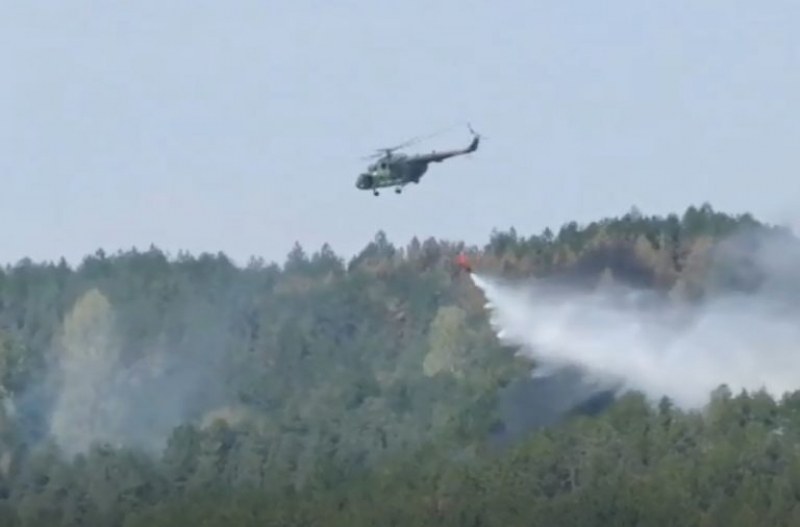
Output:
[{"xmin": 471, "ymin": 262, "xmax": 800, "ymax": 410}]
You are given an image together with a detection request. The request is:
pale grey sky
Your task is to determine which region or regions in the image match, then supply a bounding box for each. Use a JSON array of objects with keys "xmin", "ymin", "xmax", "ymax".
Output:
[{"xmin": 2, "ymin": 1, "xmax": 799, "ymax": 266}]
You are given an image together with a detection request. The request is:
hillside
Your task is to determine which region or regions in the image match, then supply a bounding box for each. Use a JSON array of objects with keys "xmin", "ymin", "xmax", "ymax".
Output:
[{"xmin": 1, "ymin": 203, "xmax": 799, "ymax": 526}]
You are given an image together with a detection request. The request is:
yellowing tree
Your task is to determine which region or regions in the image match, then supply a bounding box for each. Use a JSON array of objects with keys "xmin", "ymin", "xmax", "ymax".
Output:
[
  {"xmin": 49, "ymin": 288, "xmax": 125, "ymax": 458},
  {"xmin": 423, "ymin": 305, "xmax": 473, "ymax": 379}
]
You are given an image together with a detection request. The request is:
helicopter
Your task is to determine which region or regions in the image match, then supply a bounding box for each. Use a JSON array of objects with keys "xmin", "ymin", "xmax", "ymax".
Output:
[{"xmin": 355, "ymin": 124, "xmax": 481, "ymax": 195}]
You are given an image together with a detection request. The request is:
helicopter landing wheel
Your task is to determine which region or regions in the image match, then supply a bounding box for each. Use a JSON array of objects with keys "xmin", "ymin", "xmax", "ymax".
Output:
[
  {"xmin": 373, "ymin": 189, "xmax": 379, "ymax": 196},
  {"xmin": 395, "ymin": 187, "xmax": 402, "ymax": 194}
]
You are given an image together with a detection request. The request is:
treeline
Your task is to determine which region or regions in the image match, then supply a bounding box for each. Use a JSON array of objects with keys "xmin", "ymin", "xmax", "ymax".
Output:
[{"xmin": 0, "ymin": 203, "xmax": 795, "ymax": 525}]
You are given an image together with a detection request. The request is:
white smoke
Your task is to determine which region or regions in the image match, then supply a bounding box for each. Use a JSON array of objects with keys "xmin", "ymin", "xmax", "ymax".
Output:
[
  {"xmin": 471, "ymin": 232, "xmax": 800, "ymax": 410},
  {"xmin": 41, "ymin": 287, "xmax": 233, "ymax": 458}
]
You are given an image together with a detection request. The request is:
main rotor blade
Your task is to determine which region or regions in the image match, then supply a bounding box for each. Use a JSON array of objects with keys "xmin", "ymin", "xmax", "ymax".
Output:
[{"xmin": 364, "ymin": 122, "xmax": 463, "ymax": 157}]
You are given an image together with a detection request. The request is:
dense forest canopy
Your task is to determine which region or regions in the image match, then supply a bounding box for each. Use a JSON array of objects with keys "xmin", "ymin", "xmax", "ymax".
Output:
[{"xmin": 1, "ymin": 203, "xmax": 800, "ymax": 525}]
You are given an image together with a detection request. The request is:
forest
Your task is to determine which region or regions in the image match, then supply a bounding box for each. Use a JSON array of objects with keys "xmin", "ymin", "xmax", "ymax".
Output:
[{"xmin": 1, "ymin": 203, "xmax": 800, "ymax": 525}]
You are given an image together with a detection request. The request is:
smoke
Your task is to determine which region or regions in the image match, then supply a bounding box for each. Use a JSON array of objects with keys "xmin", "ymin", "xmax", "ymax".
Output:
[
  {"xmin": 29, "ymin": 287, "xmax": 234, "ymax": 458},
  {"xmin": 472, "ymin": 227, "xmax": 800, "ymax": 410}
]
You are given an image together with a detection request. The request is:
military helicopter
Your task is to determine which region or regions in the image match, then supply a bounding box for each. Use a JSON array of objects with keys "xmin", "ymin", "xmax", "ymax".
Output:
[{"xmin": 355, "ymin": 124, "xmax": 481, "ymax": 195}]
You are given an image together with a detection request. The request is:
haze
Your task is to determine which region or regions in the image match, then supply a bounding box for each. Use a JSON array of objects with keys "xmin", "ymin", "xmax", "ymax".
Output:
[{"xmin": 2, "ymin": 1, "xmax": 799, "ymax": 266}]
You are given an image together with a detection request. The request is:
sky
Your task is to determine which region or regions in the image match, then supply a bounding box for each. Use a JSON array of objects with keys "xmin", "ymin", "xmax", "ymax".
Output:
[{"xmin": 2, "ymin": 1, "xmax": 799, "ymax": 267}]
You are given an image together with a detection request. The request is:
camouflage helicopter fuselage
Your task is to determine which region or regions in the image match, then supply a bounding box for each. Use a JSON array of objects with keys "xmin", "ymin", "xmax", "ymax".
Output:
[{"xmin": 355, "ymin": 134, "xmax": 479, "ymax": 195}]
